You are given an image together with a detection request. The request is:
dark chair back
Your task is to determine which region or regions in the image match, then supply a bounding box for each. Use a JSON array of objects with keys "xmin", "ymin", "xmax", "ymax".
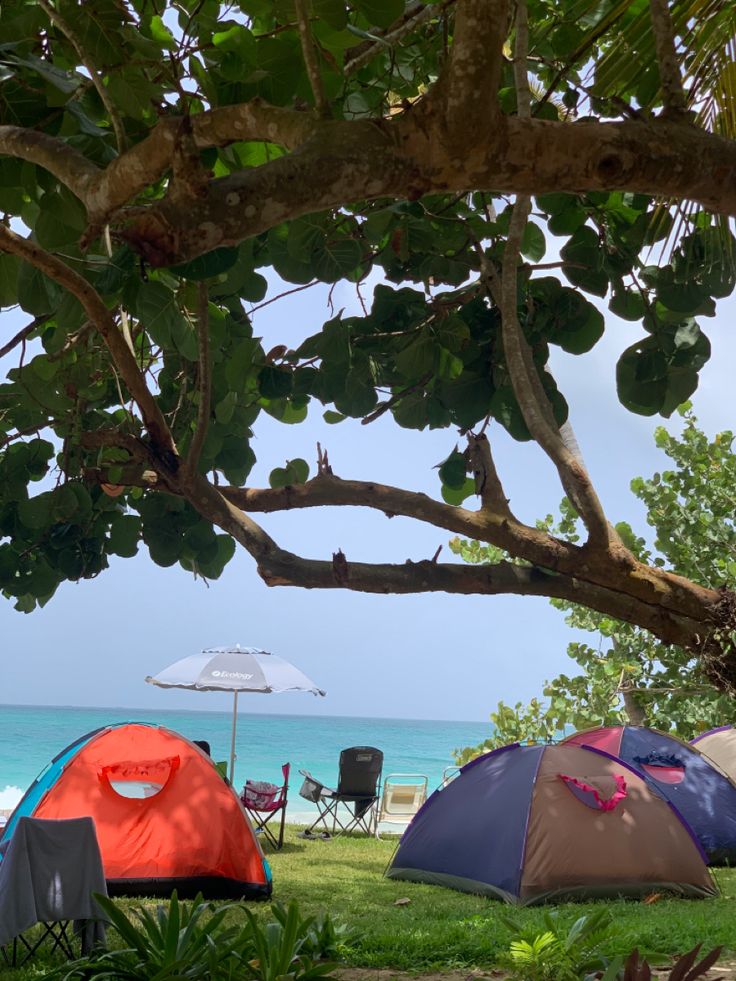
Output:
[{"xmin": 336, "ymin": 746, "xmax": 383, "ymax": 797}]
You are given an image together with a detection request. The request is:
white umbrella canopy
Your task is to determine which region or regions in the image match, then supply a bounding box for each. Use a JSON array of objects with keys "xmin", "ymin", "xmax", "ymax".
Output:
[{"xmin": 145, "ymin": 645, "xmax": 326, "ymax": 783}]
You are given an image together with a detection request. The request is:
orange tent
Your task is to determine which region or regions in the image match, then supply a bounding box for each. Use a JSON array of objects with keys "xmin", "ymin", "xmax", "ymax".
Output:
[{"xmin": 0, "ymin": 723, "xmax": 271, "ymax": 899}]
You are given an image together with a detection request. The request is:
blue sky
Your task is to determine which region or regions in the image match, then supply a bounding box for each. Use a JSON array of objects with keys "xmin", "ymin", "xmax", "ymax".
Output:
[{"xmin": 1, "ymin": 252, "xmax": 735, "ymax": 723}]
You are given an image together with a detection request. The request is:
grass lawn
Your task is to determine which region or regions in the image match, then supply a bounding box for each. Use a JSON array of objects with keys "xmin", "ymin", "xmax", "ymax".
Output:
[
  {"xmin": 2, "ymin": 825, "xmax": 736, "ymax": 978},
  {"xmin": 264, "ymin": 828, "xmax": 736, "ymax": 970}
]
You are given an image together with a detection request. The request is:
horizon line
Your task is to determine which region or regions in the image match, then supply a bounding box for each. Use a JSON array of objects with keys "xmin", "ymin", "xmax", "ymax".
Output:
[{"xmin": 0, "ymin": 701, "xmax": 488, "ymax": 727}]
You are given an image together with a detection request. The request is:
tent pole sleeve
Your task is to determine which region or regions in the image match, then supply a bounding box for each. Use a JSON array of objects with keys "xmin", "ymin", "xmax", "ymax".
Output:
[{"xmin": 230, "ymin": 691, "xmax": 238, "ymax": 786}]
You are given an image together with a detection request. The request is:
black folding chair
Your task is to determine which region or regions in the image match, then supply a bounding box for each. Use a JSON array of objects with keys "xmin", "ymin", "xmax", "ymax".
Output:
[
  {"xmin": 241, "ymin": 763, "xmax": 290, "ymax": 849},
  {"xmin": 298, "ymin": 746, "xmax": 383, "ymax": 838},
  {"xmin": 0, "ymin": 816, "xmax": 107, "ymax": 968}
]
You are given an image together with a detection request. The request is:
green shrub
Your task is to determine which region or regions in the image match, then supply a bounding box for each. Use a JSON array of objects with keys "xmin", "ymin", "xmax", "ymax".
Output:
[
  {"xmin": 501, "ymin": 908, "xmax": 616, "ymax": 981},
  {"xmin": 239, "ymin": 900, "xmax": 340, "ymax": 981},
  {"xmin": 47, "ymin": 894, "xmax": 348, "ymax": 981}
]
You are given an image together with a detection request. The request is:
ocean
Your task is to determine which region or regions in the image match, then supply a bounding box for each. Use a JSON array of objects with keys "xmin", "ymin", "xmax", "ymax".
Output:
[{"xmin": 0, "ymin": 704, "xmax": 489, "ymax": 819}]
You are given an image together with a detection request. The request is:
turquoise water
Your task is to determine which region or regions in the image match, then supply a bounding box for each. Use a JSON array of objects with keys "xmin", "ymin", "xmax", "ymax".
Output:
[{"xmin": 0, "ymin": 704, "xmax": 489, "ymax": 815}]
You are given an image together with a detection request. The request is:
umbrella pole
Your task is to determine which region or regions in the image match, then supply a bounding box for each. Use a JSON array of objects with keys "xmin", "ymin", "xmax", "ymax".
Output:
[{"xmin": 229, "ymin": 690, "xmax": 238, "ymax": 785}]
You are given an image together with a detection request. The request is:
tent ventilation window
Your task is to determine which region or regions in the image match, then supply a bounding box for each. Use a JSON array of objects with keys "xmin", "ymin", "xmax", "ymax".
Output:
[
  {"xmin": 558, "ymin": 773, "xmax": 627, "ymax": 811},
  {"xmin": 101, "ymin": 757, "xmax": 180, "ymax": 799},
  {"xmin": 633, "ymin": 752, "xmax": 686, "ymax": 785}
]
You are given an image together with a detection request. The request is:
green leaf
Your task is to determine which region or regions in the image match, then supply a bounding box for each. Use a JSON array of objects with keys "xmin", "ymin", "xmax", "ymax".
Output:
[
  {"xmin": 558, "ymin": 304, "xmax": 604, "ymax": 355},
  {"xmin": 17, "ymin": 493, "xmax": 52, "ymax": 530},
  {"xmin": 108, "ymin": 515, "xmax": 141, "ymax": 557},
  {"xmin": 441, "ymin": 478, "xmax": 476, "ymax": 506},
  {"xmin": 4, "ymin": 51, "xmax": 80, "ymax": 94},
  {"xmin": 312, "ymin": 237, "xmax": 363, "ymax": 282},
  {"xmin": 657, "ymin": 281, "xmax": 710, "ymax": 315},
  {"xmin": 35, "ymin": 188, "xmax": 87, "ymax": 249},
  {"xmin": 259, "ymin": 365, "xmax": 293, "ymax": 398},
  {"xmin": 107, "ymin": 72, "xmax": 159, "ymax": 119},
  {"xmin": 171, "ymin": 248, "xmax": 238, "ymax": 280},
  {"xmin": 269, "ymin": 458, "xmax": 310, "ymax": 487},
  {"xmin": 313, "ymin": 0, "xmax": 348, "ymax": 30},
  {"xmin": 436, "ymin": 448, "xmax": 467, "ymax": 490},
  {"xmin": 521, "ymin": 223, "xmax": 546, "ymax": 262},
  {"xmin": 215, "ymin": 391, "xmax": 238, "ymax": 425},
  {"xmin": 354, "ymin": 0, "xmax": 404, "ymax": 28},
  {"xmin": 610, "ymin": 289, "xmax": 646, "ymax": 322},
  {"xmin": 0, "ymin": 253, "xmax": 20, "ymax": 307},
  {"xmin": 17, "ymin": 261, "xmax": 60, "ymax": 316},
  {"xmin": 96, "ymin": 246, "xmax": 136, "ymax": 295},
  {"xmin": 132, "ymin": 281, "xmax": 183, "ymax": 347},
  {"xmin": 149, "ymin": 14, "xmax": 176, "ymax": 48},
  {"xmin": 559, "ymin": 226, "xmax": 609, "ymax": 297}
]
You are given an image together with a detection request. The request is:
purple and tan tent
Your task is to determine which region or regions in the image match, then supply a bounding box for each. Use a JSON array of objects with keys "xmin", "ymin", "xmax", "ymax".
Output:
[
  {"xmin": 386, "ymin": 743, "xmax": 716, "ymax": 905},
  {"xmin": 565, "ymin": 725, "xmax": 736, "ymax": 865},
  {"xmin": 691, "ymin": 725, "xmax": 736, "ymax": 783}
]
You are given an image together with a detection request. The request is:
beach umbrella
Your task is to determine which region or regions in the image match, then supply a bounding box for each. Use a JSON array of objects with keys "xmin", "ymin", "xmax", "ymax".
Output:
[{"xmin": 145, "ymin": 645, "xmax": 326, "ymax": 783}]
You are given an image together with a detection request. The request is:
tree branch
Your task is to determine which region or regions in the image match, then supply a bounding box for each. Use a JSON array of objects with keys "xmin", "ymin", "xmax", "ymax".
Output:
[
  {"xmin": 38, "ymin": 0, "xmax": 127, "ymax": 152},
  {"xmin": 215, "ymin": 471, "xmax": 715, "ymax": 623},
  {"xmin": 0, "ymin": 126, "xmax": 99, "ymax": 201},
  {"xmin": 497, "ymin": 0, "xmax": 613, "ymax": 549},
  {"xmin": 253, "ymin": 549, "xmax": 706, "ymax": 649},
  {"xmin": 499, "ymin": 197, "xmax": 611, "ymax": 546},
  {"xmin": 218, "ymin": 471, "xmax": 557, "ymax": 561},
  {"xmin": 344, "ymin": 1, "xmax": 439, "ymax": 75},
  {"xmin": 294, "ymin": 0, "xmax": 329, "ymax": 116},
  {"xmin": 427, "ymin": 0, "xmax": 511, "ymax": 140},
  {"xmin": 1, "ymin": 103, "xmax": 319, "ymax": 229},
  {"xmin": 183, "ymin": 283, "xmax": 211, "ymax": 479},
  {"xmin": 465, "ymin": 432, "xmax": 514, "ymax": 519},
  {"xmin": 116, "ymin": 109, "xmax": 736, "ymax": 267},
  {"xmin": 649, "ymin": 0, "xmax": 687, "ymax": 113},
  {"xmin": 84, "ymin": 102, "xmax": 320, "ymax": 224},
  {"xmin": 0, "ymin": 227, "xmax": 176, "ymax": 458},
  {"xmin": 0, "ymin": 314, "xmax": 52, "ymax": 360},
  {"xmin": 183, "ymin": 474, "xmax": 286, "ymax": 566}
]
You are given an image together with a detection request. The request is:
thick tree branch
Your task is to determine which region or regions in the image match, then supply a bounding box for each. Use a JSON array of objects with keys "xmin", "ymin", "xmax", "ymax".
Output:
[
  {"xmin": 84, "ymin": 102, "xmax": 320, "ymax": 224},
  {"xmin": 429, "ymin": 0, "xmax": 511, "ymax": 137},
  {"xmin": 1, "ymin": 103, "xmax": 318, "ymax": 227},
  {"xmin": 496, "ymin": 0, "xmax": 614, "ymax": 550},
  {"xmin": 294, "ymin": 0, "xmax": 329, "ymax": 116},
  {"xmin": 649, "ymin": 0, "xmax": 687, "ymax": 113},
  {"xmin": 183, "ymin": 474, "xmax": 286, "ymax": 565},
  {"xmin": 0, "ymin": 126, "xmax": 99, "ymax": 201},
  {"xmin": 500, "ymin": 198, "xmax": 612, "ymax": 547},
  {"xmin": 254, "ymin": 550, "xmax": 706, "ymax": 650},
  {"xmin": 115, "ymin": 112, "xmax": 736, "ymax": 267},
  {"xmin": 0, "ymin": 227, "xmax": 176, "ymax": 458},
  {"xmin": 216, "ymin": 473, "xmax": 715, "ymax": 622},
  {"xmin": 183, "ymin": 283, "xmax": 211, "ymax": 480},
  {"xmin": 122, "ymin": 119, "xmax": 409, "ymax": 264},
  {"xmin": 220, "ymin": 472, "xmax": 542, "ymax": 553},
  {"xmin": 5, "ymin": 112, "xmax": 736, "ymax": 268}
]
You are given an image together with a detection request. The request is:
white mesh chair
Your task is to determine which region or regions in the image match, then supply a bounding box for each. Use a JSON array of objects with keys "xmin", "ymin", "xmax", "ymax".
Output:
[
  {"xmin": 0, "ymin": 816, "xmax": 107, "ymax": 967},
  {"xmin": 376, "ymin": 774, "xmax": 428, "ymax": 838}
]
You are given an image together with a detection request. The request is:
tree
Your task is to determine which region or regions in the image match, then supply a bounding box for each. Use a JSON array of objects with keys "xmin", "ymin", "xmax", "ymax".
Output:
[
  {"xmin": 451, "ymin": 409, "xmax": 736, "ymax": 763},
  {"xmin": 2, "ymin": 0, "xmax": 736, "ymax": 684}
]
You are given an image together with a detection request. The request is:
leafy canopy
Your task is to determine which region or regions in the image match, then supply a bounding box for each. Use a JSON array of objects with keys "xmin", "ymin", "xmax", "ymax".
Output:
[{"xmin": 0, "ymin": 0, "xmax": 735, "ymax": 662}]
